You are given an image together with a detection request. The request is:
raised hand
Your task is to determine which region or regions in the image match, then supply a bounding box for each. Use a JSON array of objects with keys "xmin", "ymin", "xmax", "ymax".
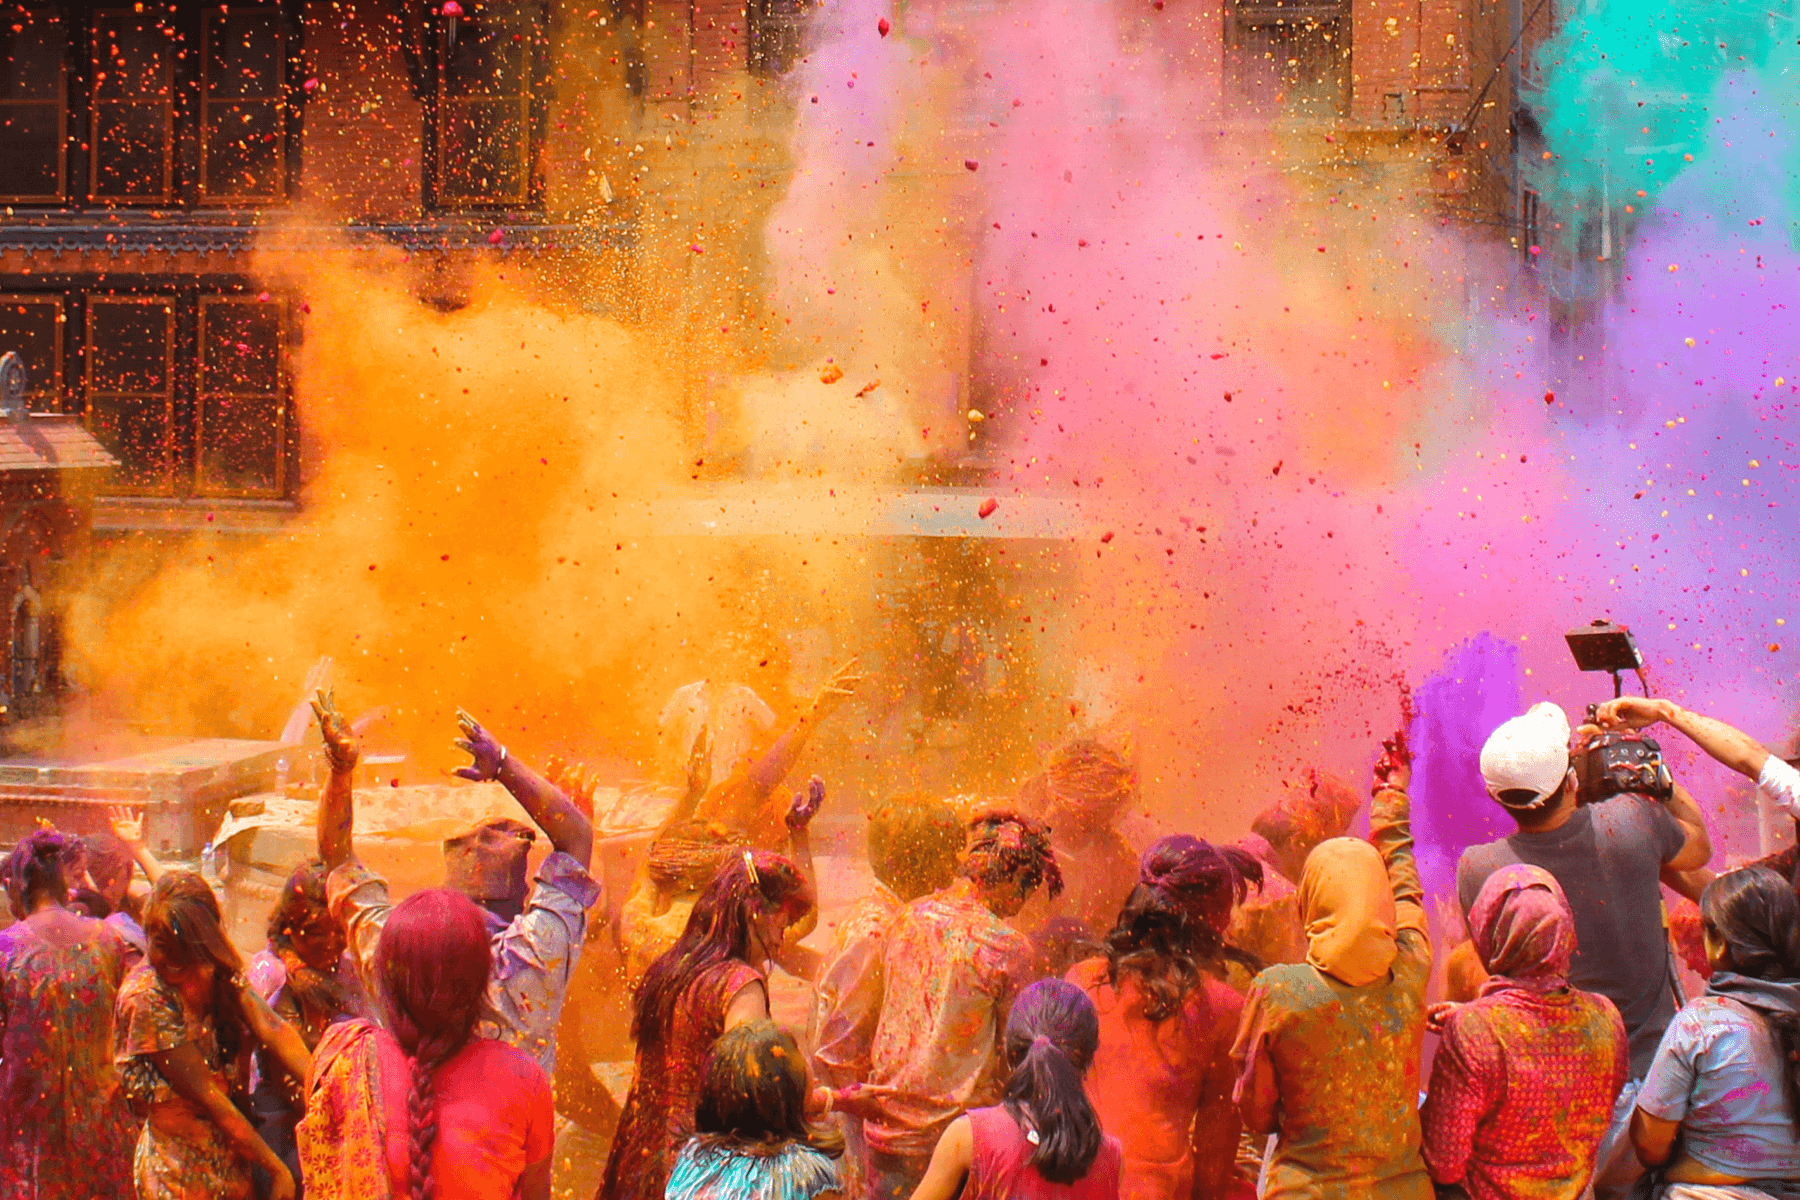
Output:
[
  {"xmin": 107, "ymin": 805, "xmax": 145, "ymax": 847},
  {"xmin": 684, "ymin": 725, "xmax": 713, "ymax": 802},
  {"xmin": 1594, "ymin": 696, "xmax": 1670, "ymax": 732},
  {"xmin": 808, "ymin": 658, "xmax": 864, "ymax": 719},
  {"xmin": 786, "ymin": 775, "xmax": 826, "ymax": 832},
  {"xmin": 310, "ymin": 688, "xmax": 360, "ymax": 775},
  {"xmin": 545, "ymin": 754, "xmax": 598, "ymax": 820},
  {"xmin": 453, "ymin": 710, "xmax": 507, "ymax": 782},
  {"xmin": 1373, "ymin": 729, "xmax": 1412, "ymax": 793}
]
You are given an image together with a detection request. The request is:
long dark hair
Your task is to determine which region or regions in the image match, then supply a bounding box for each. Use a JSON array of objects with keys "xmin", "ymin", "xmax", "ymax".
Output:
[
  {"xmin": 1002, "ymin": 979, "xmax": 1104, "ymax": 1185},
  {"xmin": 632, "ymin": 849, "xmax": 812, "ymax": 1048},
  {"xmin": 1700, "ymin": 867, "xmax": 1800, "ymax": 1134},
  {"xmin": 1103, "ymin": 835, "xmax": 1263, "ymax": 1020},
  {"xmin": 142, "ymin": 872, "xmax": 251, "ymax": 1079},
  {"xmin": 695, "ymin": 1019, "xmax": 843, "ymax": 1156},
  {"xmin": 3, "ymin": 828, "xmax": 76, "ymax": 913},
  {"xmin": 374, "ymin": 888, "xmax": 493, "ymax": 1200},
  {"xmin": 266, "ymin": 859, "xmax": 356, "ymax": 1025}
]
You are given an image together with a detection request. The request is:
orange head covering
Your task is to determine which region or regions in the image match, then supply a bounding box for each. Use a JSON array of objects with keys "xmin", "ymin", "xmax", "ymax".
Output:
[{"xmin": 1297, "ymin": 837, "xmax": 1398, "ymax": 986}]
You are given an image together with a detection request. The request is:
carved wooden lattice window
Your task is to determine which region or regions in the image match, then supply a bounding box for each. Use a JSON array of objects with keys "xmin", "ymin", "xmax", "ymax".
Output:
[
  {"xmin": 0, "ymin": 6, "xmax": 65, "ymax": 203},
  {"xmin": 197, "ymin": 295, "xmax": 287, "ymax": 497},
  {"xmin": 0, "ymin": 294, "xmax": 63, "ymax": 410},
  {"xmin": 84, "ymin": 295, "xmax": 176, "ymax": 493},
  {"xmin": 89, "ymin": 8, "xmax": 176, "ymax": 202},
  {"xmin": 436, "ymin": 0, "xmax": 535, "ymax": 207}
]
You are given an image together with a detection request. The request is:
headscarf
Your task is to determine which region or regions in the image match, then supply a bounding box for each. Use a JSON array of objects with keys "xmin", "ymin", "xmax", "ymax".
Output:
[
  {"xmin": 1468, "ymin": 864, "xmax": 1575, "ymax": 995},
  {"xmin": 1297, "ymin": 836, "xmax": 1397, "ymax": 986}
]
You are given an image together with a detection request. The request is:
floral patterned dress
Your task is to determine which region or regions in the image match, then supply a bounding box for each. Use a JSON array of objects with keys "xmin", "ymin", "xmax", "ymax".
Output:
[
  {"xmin": 0, "ymin": 913, "xmax": 137, "ymax": 1199},
  {"xmin": 115, "ymin": 966, "xmax": 255, "ymax": 1200}
]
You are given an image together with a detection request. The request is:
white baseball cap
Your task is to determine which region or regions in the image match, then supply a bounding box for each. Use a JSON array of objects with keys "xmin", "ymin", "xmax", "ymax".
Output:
[{"xmin": 1480, "ymin": 702, "xmax": 1573, "ymax": 809}]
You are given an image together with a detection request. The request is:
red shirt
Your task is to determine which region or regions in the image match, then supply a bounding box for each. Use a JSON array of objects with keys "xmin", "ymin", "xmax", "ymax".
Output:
[
  {"xmin": 963, "ymin": 1106, "xmax": 1123, "ymax": 1200},
  {"xmin": 376, "ymin": 1031, "xmax": 554, "ymax": 1200}
]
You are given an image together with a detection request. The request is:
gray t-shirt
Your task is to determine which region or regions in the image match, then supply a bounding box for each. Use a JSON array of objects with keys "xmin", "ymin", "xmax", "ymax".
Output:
[
  {"xmin": 1638, "ymin": 994, "xmax": 1800, "ymax": 1178},
  {"xmin": 1457, "ymin": 797, "xmax": 1687, "ymax": 1078}
]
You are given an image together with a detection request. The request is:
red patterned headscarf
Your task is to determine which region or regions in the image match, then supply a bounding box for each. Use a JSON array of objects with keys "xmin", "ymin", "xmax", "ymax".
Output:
[{"xmin": 1468, "ymin": 864, "xmax": 1576, "ymax": 994}]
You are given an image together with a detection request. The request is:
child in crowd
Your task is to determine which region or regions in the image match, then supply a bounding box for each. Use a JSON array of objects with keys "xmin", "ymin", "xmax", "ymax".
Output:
[
  {"xmin": 906, "ymin": 979, "xmax": 1122, "ymax": 1200},
  {"xmin": 666, "ymin": 1020, "xmax": 845, "ymax": 1200}
]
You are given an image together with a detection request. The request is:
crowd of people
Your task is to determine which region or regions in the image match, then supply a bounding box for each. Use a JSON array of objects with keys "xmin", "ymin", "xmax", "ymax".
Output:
[{"xmin": 3, "ymin": 677, "xmax": 1800, "ymax": 1200}]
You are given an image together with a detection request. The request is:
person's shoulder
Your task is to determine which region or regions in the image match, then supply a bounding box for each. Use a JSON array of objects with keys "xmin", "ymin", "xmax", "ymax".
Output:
[
  {"xmin": 1065, "ymin": 956, "xmax": 1108, "ymax": 989},
  {"xmin": 459, "ymin": 1035, "xmax": 553, "ymax": 1098},
  {"xmin": 117, "ymin": 962, "xmax": 163, "ymax": 1002}
]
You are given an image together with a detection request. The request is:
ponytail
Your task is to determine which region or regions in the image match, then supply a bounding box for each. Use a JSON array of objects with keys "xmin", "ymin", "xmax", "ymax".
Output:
[
  {"xmin": 1002, "ymin": 980, "xmax": 1104, "ymax": 1185},
  {"xmin": 1104, "ymin": 835, "xmax": 1264, "ymax": 1018}
]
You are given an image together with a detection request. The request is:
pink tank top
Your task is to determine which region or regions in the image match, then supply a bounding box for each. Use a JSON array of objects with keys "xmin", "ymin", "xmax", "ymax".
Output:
[{"xmin": 963, "ymin": 1106, "xmax": 1123, "ymax": 1200}]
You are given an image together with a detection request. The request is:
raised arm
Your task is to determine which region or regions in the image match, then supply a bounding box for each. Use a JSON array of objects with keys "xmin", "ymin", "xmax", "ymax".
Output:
[
  {"xmin": 1597, "ymin": 697, "xmax": 1769, "ymax": 779},
  {"xmin": 743, "ymin": 660, "xmax": 862, "ymax": 801},
  {"xmin": 454, "ymin": 711, "xmax": 593, "ymax": 870},
  {"xmin": 1369, "ymin": 732, "xmax": 1424, "ymax": 913},
  {"xmin": 106, "ymin": 806, "xmax": 165, "ymax": 886},
  {"xmin": 311, "ymin": 690, "xmax": 361, "ymax": 872},
  {"xmin": 780, "ymin": 776, "xmax": 826, "ymax": 948}
]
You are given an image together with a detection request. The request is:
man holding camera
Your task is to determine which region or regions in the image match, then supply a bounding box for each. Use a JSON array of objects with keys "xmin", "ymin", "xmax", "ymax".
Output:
[{"xmin": 1456, "ymin": 702, "xmax": 1712, "ymax": 1196}]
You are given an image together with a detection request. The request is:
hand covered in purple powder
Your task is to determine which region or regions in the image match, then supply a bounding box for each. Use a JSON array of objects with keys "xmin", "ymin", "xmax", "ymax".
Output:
[
  {"xmin": 786, "ymin": 775, "xmax": 826, "ymax": 831},
  {"xmin": 452, "ymin": 710, "xmax": 506, "ymax": 782}
]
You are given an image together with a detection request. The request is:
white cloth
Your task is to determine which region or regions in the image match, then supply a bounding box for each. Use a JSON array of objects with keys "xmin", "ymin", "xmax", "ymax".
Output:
[
  {"xmin": 658, "ymin": 680, "xmax": 778, "ymax": 785},
  {"xmin": 1757, "ymin": 755, "xmax": 1800, "ymax": 820}
]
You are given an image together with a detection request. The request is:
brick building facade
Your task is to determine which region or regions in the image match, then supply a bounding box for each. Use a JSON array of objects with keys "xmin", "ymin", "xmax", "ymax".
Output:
[{"xmin": 0, "ymin": 0, "xmax": 1535, "ymax": 527}]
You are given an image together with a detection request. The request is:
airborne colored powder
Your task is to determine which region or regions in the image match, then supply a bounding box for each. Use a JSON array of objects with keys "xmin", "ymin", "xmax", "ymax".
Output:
[{"xmin": 60, "ymin": 0, "xmax": 1800, "ymax": 849}]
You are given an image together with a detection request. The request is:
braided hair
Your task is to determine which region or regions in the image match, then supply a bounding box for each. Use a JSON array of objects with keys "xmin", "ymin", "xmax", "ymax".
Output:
[
  {"xmin": 963, "ymin": 810, "xmax": 1063, "ymax": 899},
  {"xmin": 373, "ymin": 888, "xmax": 493, "ymax": 1200},
  {"xmin": 1103, "ymin": 835, "xmax": 1263, "ymax": 1020},
  {"xmin": 1699, "ymin": 867, "xmax": 1800, "ymax": 1136}
]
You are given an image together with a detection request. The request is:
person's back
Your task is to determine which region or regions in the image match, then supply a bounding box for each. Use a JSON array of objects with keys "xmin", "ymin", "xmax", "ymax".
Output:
[
  {"xmin": 1423, "ymin": 863, "xmax": 1628, "ymax": 1200},
  {"xmin": 1233, "ymin": 749, "xmax": 1432, "ymax": 1200},
  {"xmin": 1456, "ymin": 795, "xmax": 1685, "ymax": 1077},
  {"xmin": 1429, "ymin": 989, "xmax": 1626, "ymax": 1200},
  {"xmin": 0, "ymin": 877, "xmax": 137, "ymax": 1200},
  {"xmin": 1070, "ymin": 960, "xmax": 1240, "ymax": 1199},
  {"xmin": 865, "ymin": 880, "xmax": 1034, "ymax": 1161},
  {"xmin": 865, "ymin": 812, "xmax": 1058, "ymax": 1191},
  {"xmin": 374, "ymin": 1030, "xmax": 552, "ymax": 1200},
  {"xmin": 963, "ymin": 1106, "xmax": 1122, "ymax": 1200}
]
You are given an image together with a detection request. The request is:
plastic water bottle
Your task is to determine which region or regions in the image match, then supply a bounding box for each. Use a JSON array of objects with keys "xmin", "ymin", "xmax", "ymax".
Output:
[{"xmin": 200, "ymin": 840, "xmax": 219, "ymax": 887}]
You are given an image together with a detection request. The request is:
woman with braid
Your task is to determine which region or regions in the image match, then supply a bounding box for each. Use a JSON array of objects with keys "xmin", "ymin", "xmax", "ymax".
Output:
[
  {"xmin": 298, "ymin": 888, "xmax": 553, "ymax": 1200},
  {"xmin": 1068, "ymin": 836, "xmax": 1264, "ymax": 1200}
]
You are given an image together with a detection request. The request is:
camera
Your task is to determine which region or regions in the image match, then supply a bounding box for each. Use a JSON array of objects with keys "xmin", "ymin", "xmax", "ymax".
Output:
[{"xmin": 1564, "ymin": 620, "xmax": 1674, "ymax": 805}]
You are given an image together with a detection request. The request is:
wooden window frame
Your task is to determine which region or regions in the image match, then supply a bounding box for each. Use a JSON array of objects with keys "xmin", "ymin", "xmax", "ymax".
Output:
[
  {"xmin": 0, "ymin": 292, "xmax": 64, "ymax": 410},
  {"xmin": 88, "ymin": 7, "xmax": 177, "ymax": 204},
  {"xmin": 83, "ymin": 293, "xmax": 176, "ymax": 495},
  {"xmin": 198, "ymin": 5, "xmax": 286, "ymax": 206},
  {"xmin": 195, "ymin": 293, "xmax": 288, "ymax": 498},
  {"xmin": 430, "ymin": 0, "xmax": 546, "ymax": 210},
  {"xmin": 0, "ymin": 5, "xmax": 68, "ymax": 204}
]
